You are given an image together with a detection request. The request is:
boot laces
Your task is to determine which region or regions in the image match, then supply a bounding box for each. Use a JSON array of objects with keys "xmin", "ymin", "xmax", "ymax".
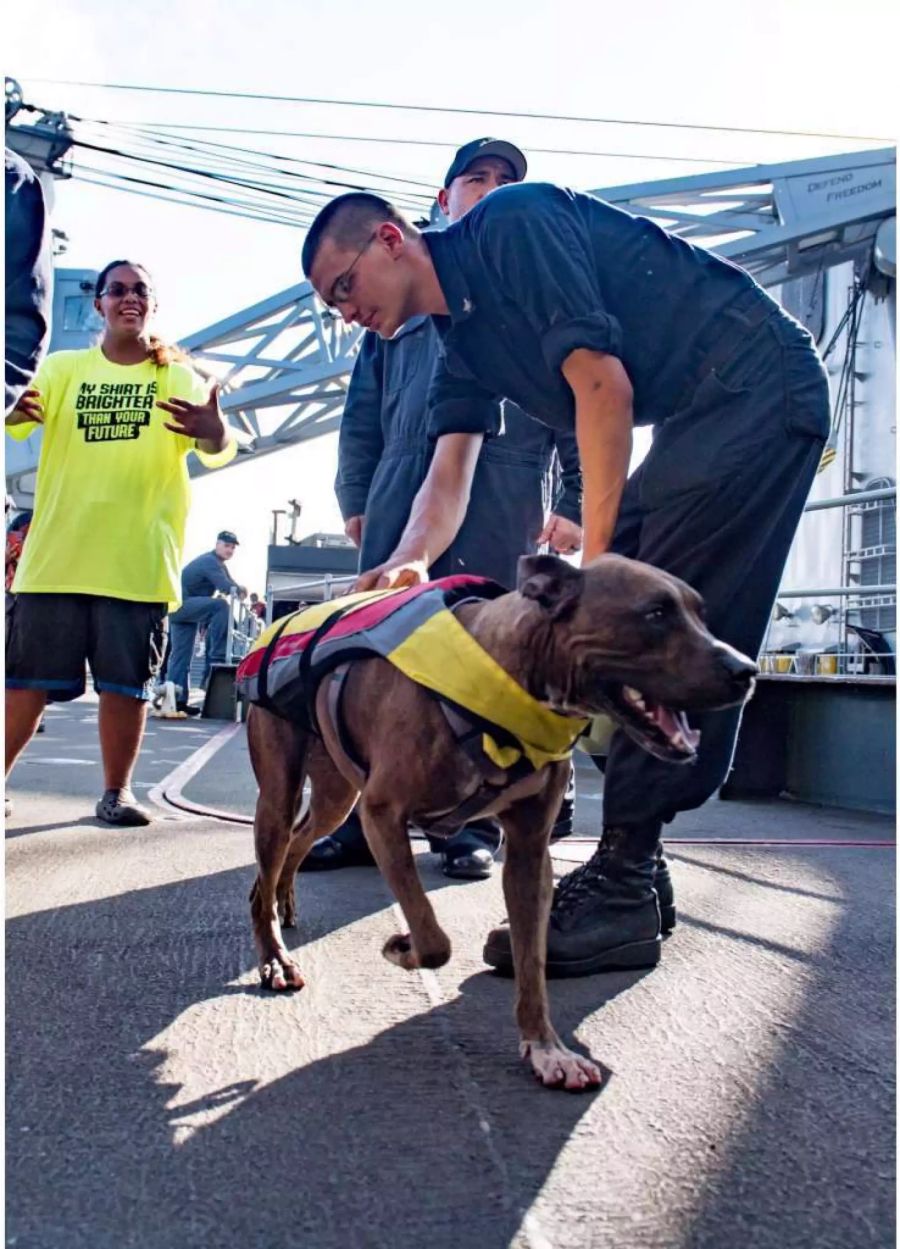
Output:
[{"xmin": 553, "ymin": 846, "xmax": 610, "ymax": 915}]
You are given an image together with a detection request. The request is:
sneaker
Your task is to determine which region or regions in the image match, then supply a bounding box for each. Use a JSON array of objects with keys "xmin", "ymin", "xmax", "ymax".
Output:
[
  {"xmin": 95, "ymin": 788, "xmax": 152, "ymax": 827},
  {"xmin": 435, "ymin": 822, "xmax": 499, "ymax": 880},
  {"xmin": 441, "ymin": 844, "xmax": 494, "ymax": 880}
]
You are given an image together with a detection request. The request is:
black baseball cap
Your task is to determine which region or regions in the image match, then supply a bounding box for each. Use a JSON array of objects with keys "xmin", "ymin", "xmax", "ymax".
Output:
[
  {"xmin": 217, "ymin": 530, "xmax": 239, "ymax": 545},
  {"xmin": 443, "ymin": 138, "xmax": 527, "ymax": 189}
]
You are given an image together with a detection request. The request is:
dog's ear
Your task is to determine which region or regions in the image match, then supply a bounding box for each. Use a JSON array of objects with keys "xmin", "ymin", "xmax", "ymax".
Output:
[{"xmin": 517, "ymin": 554, "xmax": 584, "ymax": 620}]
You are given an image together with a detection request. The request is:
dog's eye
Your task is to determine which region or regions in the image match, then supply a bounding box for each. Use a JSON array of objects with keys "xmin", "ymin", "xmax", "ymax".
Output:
[{"xmin": 643, "ymin": 601, "xmax": 671, "ymax": 624}]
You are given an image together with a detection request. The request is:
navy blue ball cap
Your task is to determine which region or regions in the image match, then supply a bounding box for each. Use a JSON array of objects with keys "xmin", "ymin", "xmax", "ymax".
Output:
[
  {"xmin": 217, "ymin": 530, "xmax": 239, "ymax": 545},
  {"xmin": 443, "ymin": 138, "xmax": 527, "ymax": 188}
]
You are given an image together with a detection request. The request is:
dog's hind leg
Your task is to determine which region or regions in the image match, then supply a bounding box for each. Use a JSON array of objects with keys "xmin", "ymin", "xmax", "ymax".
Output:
[
  {"xmin": 500, "ymin": 780, "xmax": 603, "ymax": 1091},
  {"xmin": 358, "ymin": 791, "xmax": 451, "ymax": 971},
  {"xmin": 276, "ymin": 739, "xmax": 360, "ymax": 928},
  {"xmin": 247, "ymin": 706, "xmax": 308, "ymax": 991}
]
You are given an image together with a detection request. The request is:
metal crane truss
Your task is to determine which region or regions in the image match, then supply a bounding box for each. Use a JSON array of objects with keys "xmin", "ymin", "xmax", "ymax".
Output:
[
  {"xmin": 178, "ymin": 284, "xmax": 362, "ymax": 470},
  {"xmin": 183, "ymin": 148, "xmax": 894, "ymax": 467},
  {"xmin": 590, "ymin": 147, "xmax": 895, "ymax": 288}
]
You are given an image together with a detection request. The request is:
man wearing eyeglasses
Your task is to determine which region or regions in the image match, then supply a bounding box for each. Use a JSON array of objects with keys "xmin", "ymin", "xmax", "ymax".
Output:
[
  {"xmin": 303, "ymin": 139, "xmax": 583, "ymax": 880},
  {"xmin": 302, "ymin": 180, "xmax": 830, "ymax": 978}
]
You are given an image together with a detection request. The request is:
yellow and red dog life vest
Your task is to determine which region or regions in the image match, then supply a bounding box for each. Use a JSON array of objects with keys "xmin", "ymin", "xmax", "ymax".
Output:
[{"xmin": 236, "ymin": 577, "xmax": 588, "ymax": 817}]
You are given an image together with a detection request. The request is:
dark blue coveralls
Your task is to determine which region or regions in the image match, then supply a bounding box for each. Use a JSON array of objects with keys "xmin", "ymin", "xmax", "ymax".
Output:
[
  {"xmin": 5, "ymin": 148, "xmax": 51, "ymax": 416},
  {"xmin": 334, "ymin": 314, "xmax": 583, "ymax": 856},
  {"xmin": 423, "ymin": 182, "xmax": 831, "ymax": 838},
  {"xmin": 336, "ymin": 315, "xmax": 582, "ymax": 587}
]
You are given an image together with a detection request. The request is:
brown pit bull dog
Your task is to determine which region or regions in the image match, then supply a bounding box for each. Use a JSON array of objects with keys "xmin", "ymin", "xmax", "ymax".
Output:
[{"xmin": 245, "ymin": 553, "xmax": 756, "ymax": 1091}]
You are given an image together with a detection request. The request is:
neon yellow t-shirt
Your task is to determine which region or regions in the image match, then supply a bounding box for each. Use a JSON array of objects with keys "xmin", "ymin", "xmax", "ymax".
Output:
[{"xmin": 7, "ymin": 347, "xmax": 236, "ymax": 604}]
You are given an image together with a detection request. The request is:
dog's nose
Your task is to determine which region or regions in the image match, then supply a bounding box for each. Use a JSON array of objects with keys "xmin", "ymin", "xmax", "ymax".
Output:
[{"xmin": 718, "ymin": 646, "xmax": 758, "ymax": 686}]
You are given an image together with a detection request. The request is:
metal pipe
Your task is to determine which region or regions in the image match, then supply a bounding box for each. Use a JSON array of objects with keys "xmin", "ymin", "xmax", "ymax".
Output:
[
  {"xmin": 224, "ymin": 590, "xmax": 237, "ymax": 664},
  {"xmin": 804, "ymin": 486, "xmax": 896, "ymax": 512},
  {"xmin": 270, "ymin": 575, "xmax": 356, "ymax": 598},
  {"xmin": 777, "ymin": 584, "xmax": 896, "ymax": 598}
]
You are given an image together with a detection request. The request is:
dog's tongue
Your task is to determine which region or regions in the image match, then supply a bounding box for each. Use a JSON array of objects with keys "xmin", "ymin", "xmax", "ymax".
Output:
[{"xmin": 651, "ymin": 705, "xmax": 701, "ymax": 751}]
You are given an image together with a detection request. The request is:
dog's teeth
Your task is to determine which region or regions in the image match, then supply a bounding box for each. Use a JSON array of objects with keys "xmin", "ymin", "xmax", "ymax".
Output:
[{"xmin": 623, "ymin": 686, "xmax": 646, "ymax": 710}]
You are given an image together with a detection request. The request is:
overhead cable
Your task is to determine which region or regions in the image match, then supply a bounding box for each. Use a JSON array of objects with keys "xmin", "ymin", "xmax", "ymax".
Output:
[
  {"xmin": 106, "ymin": 121, "xmax": 753, "ymax": 166},
  {"xmin": 73, "ymin": 173, "xmax": 312, "ymax": 228},
  {"xmin": 68, "ymin": 134, "xmax": 432, "ymax": 211},
  {"xmin": 26, "ymin": 76, "xmax": 892, "ymax": 142},
  {"xmin": 71, "ymin": 114, "xmax": 439, "ymax": 191},
  {"xmin": 71, "ymin": 165, "xmax": 313, "ymax": 228}
]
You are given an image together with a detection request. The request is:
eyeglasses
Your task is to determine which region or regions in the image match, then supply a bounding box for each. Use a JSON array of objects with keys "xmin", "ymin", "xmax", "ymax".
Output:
[
  {"xmin": 98, "ymin": 281, "xmax": 153, "ymax": 299},
  {"xmin": 330, "ymin": 232, "xmax": 377, "ymax": 304}
]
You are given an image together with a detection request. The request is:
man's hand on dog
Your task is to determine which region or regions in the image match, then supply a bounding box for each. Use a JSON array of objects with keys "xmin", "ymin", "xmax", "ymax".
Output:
[
  {"xmin": 538, "ymin": 513, "xmax": 583, "ymax": 556},
  {"xmin": 353, "ymin": 558, "xmax": 428, "ymax": 593}
]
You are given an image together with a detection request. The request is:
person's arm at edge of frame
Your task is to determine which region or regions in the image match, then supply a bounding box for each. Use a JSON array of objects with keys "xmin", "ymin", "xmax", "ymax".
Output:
[
  {"xmin": 4, "ymin": 153, "xmax": 52, "ymax": 418},
  {"xmin": 560, "ymin": 348, "xmax": 633, "ymax": 563},
  {"xmin": 353, "ymin": 431, "xmax": 484, "ymax": 590}
]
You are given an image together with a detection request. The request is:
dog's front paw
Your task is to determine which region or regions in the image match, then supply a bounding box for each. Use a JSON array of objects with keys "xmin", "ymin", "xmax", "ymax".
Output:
[
  {"xmin": 382, "ymin": 933, "xmax": 419, "ymax": 970},
  {"xmin": 520, "ymin": 1039, "xmax": 602, "ymax": 1091},
  {"xmin": 260, "ymin": 956, "xmax": 305, "ymax": 992}
]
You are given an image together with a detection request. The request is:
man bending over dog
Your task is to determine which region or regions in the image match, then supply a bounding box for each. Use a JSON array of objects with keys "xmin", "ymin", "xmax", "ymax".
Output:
[
  {"xmin": 310, "ymin": 138, "xmax": 582, "ymax": 880},
  {"xmin": 301, "ymin": 181, "xmax": 831, "ymax": 979}
]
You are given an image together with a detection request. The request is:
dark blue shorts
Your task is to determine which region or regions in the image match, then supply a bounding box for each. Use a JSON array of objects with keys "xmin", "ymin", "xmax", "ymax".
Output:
[{"xmin": 6, "ymin": 592, "xmax": 167, "ymax": 701}]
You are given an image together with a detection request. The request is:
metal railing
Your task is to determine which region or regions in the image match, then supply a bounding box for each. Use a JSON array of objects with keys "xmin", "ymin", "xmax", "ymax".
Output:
[
  {"xmin": 223, "ymin": 591, "xmax": 263, "ymax": 664},
  {"xmin": 264, "ymin": 573, "xmax": 357, "ymax": 624},
  {"xmin": 760, "ymin": 486, "xmax": 896, "ymax": 681}
]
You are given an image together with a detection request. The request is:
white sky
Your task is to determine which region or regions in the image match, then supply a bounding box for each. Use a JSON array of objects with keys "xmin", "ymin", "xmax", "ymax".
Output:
[{"xmin": 7, "ymin": 0, "xmax": 898, "ymax": 590}]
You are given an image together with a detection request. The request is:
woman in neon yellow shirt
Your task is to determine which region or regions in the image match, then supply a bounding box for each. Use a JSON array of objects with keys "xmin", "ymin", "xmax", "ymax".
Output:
[{"xmin": 5, "ymin": 259, "xmax": 236, "ymax": 825}]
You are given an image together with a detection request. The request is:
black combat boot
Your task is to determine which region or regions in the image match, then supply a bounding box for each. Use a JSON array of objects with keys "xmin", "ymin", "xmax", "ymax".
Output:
[
  {"xmin": 654, "ymin": 844, "xmax": 677, "ymax": 933},
  {"xmin": 483, "ymin": 822, "xmax": 667, "ymax": 979}
]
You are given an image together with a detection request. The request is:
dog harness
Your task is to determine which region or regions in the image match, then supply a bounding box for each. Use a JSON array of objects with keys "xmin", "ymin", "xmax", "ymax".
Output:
[{"xmin": 236, "ymin": 577, "xmax": 589, "ymax": 834}]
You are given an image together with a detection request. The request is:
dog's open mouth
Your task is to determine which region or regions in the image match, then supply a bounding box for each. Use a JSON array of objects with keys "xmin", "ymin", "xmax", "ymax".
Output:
[{"xmin": 597, "ymin": 683, "xmax": 701, "ymax": 763}]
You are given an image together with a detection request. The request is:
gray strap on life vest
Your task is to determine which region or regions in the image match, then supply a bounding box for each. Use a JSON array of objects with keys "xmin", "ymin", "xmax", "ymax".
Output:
[{"xmin": 315, "ymin": 663, "xmax": 368, "ymax": 790}]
